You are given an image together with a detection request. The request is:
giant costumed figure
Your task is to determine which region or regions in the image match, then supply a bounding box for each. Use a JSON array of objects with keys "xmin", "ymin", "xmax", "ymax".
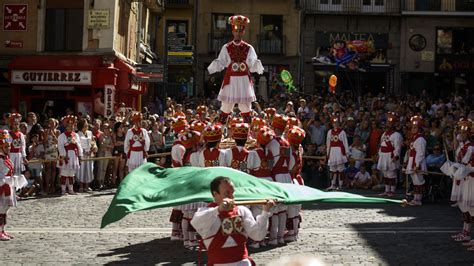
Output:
[{"xmin": 207, "ymin": 15, "xmax": 264, "ymax": 125}]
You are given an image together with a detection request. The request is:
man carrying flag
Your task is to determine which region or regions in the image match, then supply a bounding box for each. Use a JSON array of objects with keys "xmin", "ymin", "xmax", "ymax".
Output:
[{"xmin": 191, "ymin": 176, "xmax": 275, "ymax": 265}]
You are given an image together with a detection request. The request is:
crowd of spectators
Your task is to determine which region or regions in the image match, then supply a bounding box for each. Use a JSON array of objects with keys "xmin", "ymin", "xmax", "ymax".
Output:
[{"xmin": 1, "ymin": 87, "xmax": 472, "ymax": 197}]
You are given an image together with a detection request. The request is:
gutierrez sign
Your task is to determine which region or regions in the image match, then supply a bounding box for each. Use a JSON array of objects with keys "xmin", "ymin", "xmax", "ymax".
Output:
[{"xmin": 11, "ymin": 70, "xmax": 92, "ymax": 85}]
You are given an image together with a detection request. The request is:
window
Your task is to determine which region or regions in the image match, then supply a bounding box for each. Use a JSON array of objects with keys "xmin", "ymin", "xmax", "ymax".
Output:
[
  {"xmin": 166, "ymin": 20, "xmax": 188, "ymax": 45},
  {"xmin": 415, "ymin": 0, "xmax": 441, "ymax": 11},
  {"xmin": 456, "ymin": 0, "xmax": 474, "ymax": 11},
  {"xmin": 319, "ymin": 0, "xmax": 342, "ymax": 11},
  {"xmin": 260, "ymin": 15, "xmax": 283, "ymax": 54},
  {"xmin": 437, "ymin": 28, "xmax": 474, "ymax": 55},
  {"xmin": 210, "ymin": 13, "xmax": 233, "ymax": 53},
  {"xmin": 45, "ymin": 8, "xmax": 83, "ymax": 51},
  {"xmin": 362, "ymin": 0, "xmax": 385, "ymax": 12}
]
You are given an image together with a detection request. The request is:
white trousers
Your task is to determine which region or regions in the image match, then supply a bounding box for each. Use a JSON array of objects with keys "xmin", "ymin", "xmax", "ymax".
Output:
[{"xmin": 220, "ymin": 101, "xmax": 252, "ymax": 114}]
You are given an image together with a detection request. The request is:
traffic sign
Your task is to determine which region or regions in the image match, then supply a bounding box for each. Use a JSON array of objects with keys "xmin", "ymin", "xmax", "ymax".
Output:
[{"xmin": 3, "ymin": 4, "xmax": 28, "ymax": 31}]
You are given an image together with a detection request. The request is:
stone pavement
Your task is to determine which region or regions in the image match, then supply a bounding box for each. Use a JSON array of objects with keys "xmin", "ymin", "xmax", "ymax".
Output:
[{"xmin": 1, "ymin": 189, "xmax": 474, "ymax": 265}]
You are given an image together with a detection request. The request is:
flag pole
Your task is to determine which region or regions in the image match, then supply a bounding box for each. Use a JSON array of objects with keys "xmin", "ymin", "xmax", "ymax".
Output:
[{"xmin": 233, "ymin": 199, "xmax": 279, "ymax": 206}]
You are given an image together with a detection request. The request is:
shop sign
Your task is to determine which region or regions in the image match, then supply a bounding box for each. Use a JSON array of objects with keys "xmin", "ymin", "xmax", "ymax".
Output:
[
  {"xmin": 4, "ymin": 40, "xmax": 23, "ymax": 48},
  {"xmin": 88, "ymin": 9, "xmax": 109, "ymax": 29},
  {"xmin": 3, "ymin": 4, "xmax": 27, "ymax": 31},
  {"xmin": 11, "ymin": 70, "xmax": 92, "ymax": 85},
  {"xmin": 421, "ymin": 51, "xmax": 434, "ymax": 62},
  {"xmin": 315, "ymin": 31, "xmax": 389, "ymax": 48},
  {"xmin": 104, "ymin": 85, "xmax": 115, "ymax": 118}
]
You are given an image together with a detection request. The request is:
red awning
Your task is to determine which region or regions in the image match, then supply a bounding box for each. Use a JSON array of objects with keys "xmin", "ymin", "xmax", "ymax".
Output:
[{"xmin": 9, "ymin": 55, "xmax": 103, "ymax": 70}]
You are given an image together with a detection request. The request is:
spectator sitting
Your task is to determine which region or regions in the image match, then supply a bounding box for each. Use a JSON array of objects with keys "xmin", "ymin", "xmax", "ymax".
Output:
[
  {"xmin": 352, "ymin": 165, "xmax": 374, "ymax": 189},
  {"xmin": 425, "ymin": 144, "xmax": 446, "ymax": 169},
  {"xmin": 345, "ymin": 160, "xmax": 359, "ymax": 188},
  {"xmin": 349, "ymin": 135, "xmax": 367, "ymax": 169}
]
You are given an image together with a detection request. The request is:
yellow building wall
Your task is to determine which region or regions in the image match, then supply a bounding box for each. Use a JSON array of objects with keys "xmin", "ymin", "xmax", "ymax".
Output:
[{"xmin": 0, "ymin": 0, "xmax": 39, "ymax": 55}]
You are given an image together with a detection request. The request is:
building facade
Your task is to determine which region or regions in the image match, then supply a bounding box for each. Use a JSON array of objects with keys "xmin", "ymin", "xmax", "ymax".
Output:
[
  {"xmin": 302, "ymin": 0, "xmax": 401, "ymax": 96},
  {"xmin": 400, "ymin": 0, "xmax": 474, "ymax": 98},
  {"xmin": 1, "ymin": 0, "xmax": 163, "ymax": 116}
]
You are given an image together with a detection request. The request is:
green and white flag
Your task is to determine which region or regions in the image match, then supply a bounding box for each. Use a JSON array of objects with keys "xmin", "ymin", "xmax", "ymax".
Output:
[{"xmin": 101, "ymin": 163, "xmax": 400, "ymax": 228}]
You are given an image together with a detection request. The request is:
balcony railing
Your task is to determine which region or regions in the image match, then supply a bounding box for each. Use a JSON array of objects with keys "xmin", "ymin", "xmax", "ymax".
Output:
[
  {"xmin": 304, "ymin": 0, "xmax": 401, "ymax": 15},
  {"xmin": 208, "ymin": 34, "xmax": 232, "ymax": 54},
  {"xmin": 402, "ymin": 0, "xmax": 474, "ymax": 12},
  {"xmin": 258, "ymin": 35, "xmax": 286, "ymax": 55}
]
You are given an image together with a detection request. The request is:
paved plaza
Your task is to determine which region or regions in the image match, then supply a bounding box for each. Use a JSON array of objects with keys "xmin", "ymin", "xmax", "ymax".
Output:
[{"xmin": 1, "ymin": 190, "xmax": 473, "ymax": 265}]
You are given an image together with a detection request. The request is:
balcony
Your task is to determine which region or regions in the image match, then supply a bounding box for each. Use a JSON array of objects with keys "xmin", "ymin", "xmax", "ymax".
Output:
[
  {"xmin": 258, "ymin": 35, "xmax": 286, "ymax": 55},
  {"xmin": 402, "ymin": 0, "xmax": 474, "ymax": 14},
  {"xmin": 208, "ymin": 34, "xmax": 232, "ymax": 54},
  {"xmin": 164, "ymin": 0, "xmax": 192, "ymax": 8},
  {"xmin": 304, "ymin": 0, "xmax": 401, "ymax": 15}
]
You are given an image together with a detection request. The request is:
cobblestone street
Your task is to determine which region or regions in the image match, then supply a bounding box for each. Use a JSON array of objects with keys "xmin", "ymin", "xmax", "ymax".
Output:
[{"xmin": 1, "ymin": 190, "xmax": 473, "ymax": 265}]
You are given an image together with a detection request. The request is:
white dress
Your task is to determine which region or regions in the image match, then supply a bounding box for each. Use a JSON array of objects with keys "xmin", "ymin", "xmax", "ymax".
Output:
[
  {"xmin": 57, "ymin": 131, "xmax": 83, "ymax": 177},
  {"xmin": 377, "ymin": 131, "xmax": 403, "ymax": 172},
  {"xmin": 326, "ymin": 129, "xmax": 350, "ymax": 167},
  {"xmin": 208, "ymin": 41, "xmax": 264, "ymax": 104},
  {"xmin": 124, "ymin": 127, "xmax": 150, "ymax": 172},
  {"xmin": 76, "ymin": 130, "xmax": 95, "ymax": 183},
  {"xmin": 405, "ymin": 135, "xmax": 427, "ymax": 185},
  {"xmin": 451, "ymin": 141, "xmax": 467, "ymax": 202},
  {"xmin": 458, "ymin": 145, "xmax": 474, "ymax": 215},
  {"xmin": 9, "ymin": 131, "xmax": 26, "ymax": 175},
  {"xmin": 0, "ymin": 156, "xmax": 27, "ymax": 210}
]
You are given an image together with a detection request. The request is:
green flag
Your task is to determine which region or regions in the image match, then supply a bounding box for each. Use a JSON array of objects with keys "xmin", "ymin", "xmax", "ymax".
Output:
[{"xmin": 101, "ymin": 163, "xmax": 401, "ymax": 228}]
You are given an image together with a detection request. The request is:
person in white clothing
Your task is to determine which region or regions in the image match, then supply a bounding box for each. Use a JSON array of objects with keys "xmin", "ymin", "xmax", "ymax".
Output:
[
  {"xmin": 207, "ymin": 15, "xmax": 264, "ymax": 124},
  {"xmin": 76, "ymin": 119, "xmax": 97, "ymax": 193},
  {"xmin": 326, "ymin": 113, "xmax": 350, "ymax": 191},
  {"xmin": 377, "ymin": 112, "xmax": 403, "ymax": 197},
  {"xmin": 247, "ymin": 126, "xmax": 275, "ymax": 249},
  {"xmin": 267, "ymin": 114, "xmax": 292, "ymax": 245},
  {"xmin": 191, "ymin": 176, "xmax": 274, "ymax": 265},
  {"xmin": 189, "ymin": 124, "xmax": 226, "ymax": 168},
  {"xmin": 451, "ymin": 118, "xmax": 470, "ymax": 207},
  {"xmin": 0, "ymin": 130, "xmax": 27, "ymax": 241},
  {"xmin": 287, "ymin": 126, "xmax": 306, "ymax": 242},
  {"xmin": 124, "ymin": 112, "xmax": 150, "ymax": 172},
  {"xmin": 451, "ymin": 120, "xmax": 474, "ymax": 244},
  {"xmin": 223, "ymin": 122, "xmax": 250, "ymax": 172},
  {"xmin": 8, "ymin": 113, "xmax": 28, "ymax": 176},
  {"xmin": 404, "ymin": 116, "xmax": 427, "ymax": 206},
  {"xmin": 57, "ymin": 115, "xmax": 83, "ymax": 195}
]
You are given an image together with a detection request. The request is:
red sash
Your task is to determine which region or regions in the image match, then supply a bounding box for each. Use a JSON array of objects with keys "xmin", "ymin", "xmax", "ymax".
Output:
[
  {"xmin": 204, "ymin": 148, "xmax": 220, "ymax": 167},
  {"xmin": 206, "ymin": 202, "xmax": 249, "ymax": 265},
  {"xmin": 249, "ymin": 148, "xmax": 273, "ymax": 179},
  {"xmin": 0, "ymin": 155, "xmax": 13, "ymax": 177},
  {"xmin": 9, "ymin": 130, "xmax": 22, "ymax": 153},
  {"xmin": 128, "ymin": 128, "xmax": 146, "ymax": 159},
  {"xmin": 62, "ymin": 131, "xmax": 79, "ymax": 165},
  {"xmin": 291, "ymin": 146, "xmax": 304, "ymax": 185},
  {"xmin": 271, "ymin": 137, "xmax": 290, "ymax": 176},
  {"xmin": 329, "ymin": 128, "xmax": 346, "ymax": 156},
  {"xmin": 458, "ymin": 141, "xmax": 472, "ymax": 162},
  {"xmin": 0, "ymin": 155, "xmax": 13, "ymax": 196},
  {"xmin": 221, "ymin": 41, "xmax": 251, "ymax": 89},
  {"xmin": 409, "ymin": 133, "xmax": 424, "ymax": 169},
  {"xmin": 230, "ymin": 146, "xmax": 249, "ymax": 171}
]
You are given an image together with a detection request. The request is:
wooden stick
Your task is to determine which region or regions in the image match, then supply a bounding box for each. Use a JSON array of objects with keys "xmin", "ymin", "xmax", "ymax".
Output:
[{"xmin": 234, "ymin": 200, "xmax": 279, "ymax": 206}]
